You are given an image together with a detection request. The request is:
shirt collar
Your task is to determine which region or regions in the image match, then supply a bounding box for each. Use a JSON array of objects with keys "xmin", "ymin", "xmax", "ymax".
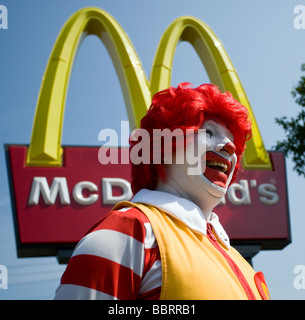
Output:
[{"xmin": 131, "ymin": 189, "xmax": 230, "ymax": 249}]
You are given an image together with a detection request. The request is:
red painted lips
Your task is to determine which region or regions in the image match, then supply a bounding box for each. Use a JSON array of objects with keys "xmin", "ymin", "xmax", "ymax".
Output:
[{"xmin": 201, "ymin": 151, "xmax": 232, "ymax": 188}]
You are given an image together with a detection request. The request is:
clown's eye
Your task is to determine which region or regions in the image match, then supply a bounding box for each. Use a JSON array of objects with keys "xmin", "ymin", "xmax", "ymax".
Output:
[{"xmin": 206, "ymin": 129, "xmax": 213, "ymax": 137}]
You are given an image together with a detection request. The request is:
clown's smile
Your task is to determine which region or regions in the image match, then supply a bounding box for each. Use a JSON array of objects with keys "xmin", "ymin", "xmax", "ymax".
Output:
[
  {"xmin": 203, "ymin": 151, "xmax": 232, "ymax": 188},
  {"xmin": 206, "ymin": 161, "xmax": 228, "ymax": 173}
]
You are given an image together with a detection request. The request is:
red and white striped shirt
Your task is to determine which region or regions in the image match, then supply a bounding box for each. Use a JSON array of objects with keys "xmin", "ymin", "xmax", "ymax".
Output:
[
  {"xmin": 54, "ymin": 206, "xmax": 162, "ymax": 299},
  {"xmin": 54, "ymin": 189, "xmax": 230, "ymax": 300}
]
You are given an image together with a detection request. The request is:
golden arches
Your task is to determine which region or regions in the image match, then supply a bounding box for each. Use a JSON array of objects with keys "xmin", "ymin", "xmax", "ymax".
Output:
[{"xmin": 27, "ymin": 7, "xmax": 271, "ymax": 170}]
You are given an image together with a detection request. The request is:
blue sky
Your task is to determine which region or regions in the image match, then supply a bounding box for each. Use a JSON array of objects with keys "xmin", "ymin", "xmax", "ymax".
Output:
[{"xmin": 1, "ymin": 0, "xmax": 305, "ymax": 299}]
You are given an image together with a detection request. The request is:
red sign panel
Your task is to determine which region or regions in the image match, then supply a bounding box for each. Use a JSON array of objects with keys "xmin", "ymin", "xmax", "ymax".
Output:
[{"xmin": 6, "ymin": 145, "xmax": 290, "ymax": 259}]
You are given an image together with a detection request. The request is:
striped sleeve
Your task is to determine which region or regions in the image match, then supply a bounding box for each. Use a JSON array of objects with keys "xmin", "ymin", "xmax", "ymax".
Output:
[{"xmin": 54, "ymin": 207, "xmax": 161, "ymax": 300}]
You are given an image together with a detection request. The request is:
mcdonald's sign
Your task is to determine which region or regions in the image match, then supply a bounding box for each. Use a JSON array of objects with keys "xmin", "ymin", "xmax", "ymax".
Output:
[{"xmin": 5, "ymin": 7, "xmax": 290, "ymax": 262}]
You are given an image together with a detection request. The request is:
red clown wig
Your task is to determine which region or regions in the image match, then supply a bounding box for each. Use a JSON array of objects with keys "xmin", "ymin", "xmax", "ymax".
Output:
[{"xmin": 130, "ymin": 83, "xmax": 252, "ymax": 194}]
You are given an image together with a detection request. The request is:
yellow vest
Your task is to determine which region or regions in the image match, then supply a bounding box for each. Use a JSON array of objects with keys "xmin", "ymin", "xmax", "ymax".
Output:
[{"xmin": 113, "ymin": 201, "xmax": 270, "ymax": 300}]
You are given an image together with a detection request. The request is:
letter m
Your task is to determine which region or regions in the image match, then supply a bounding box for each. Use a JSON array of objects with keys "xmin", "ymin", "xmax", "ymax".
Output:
[{"xmin": 28, "ymin": 177, "xmax": 70, "ymax": 205}]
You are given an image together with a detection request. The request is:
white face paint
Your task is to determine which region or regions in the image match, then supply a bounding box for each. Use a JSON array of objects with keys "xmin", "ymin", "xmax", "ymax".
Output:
[
  {"xmin": 198, "ymin": 120, "xmax": 237, "ymax": 196},
  {"xmin": 157, "ymin": 120, "xmax": 237, "ymax": 218}
]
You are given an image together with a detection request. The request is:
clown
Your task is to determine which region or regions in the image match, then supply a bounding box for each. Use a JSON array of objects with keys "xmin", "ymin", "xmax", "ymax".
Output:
[{"xmin": 54, "ymin": 83, "xmax": 270, "ymax": 300}]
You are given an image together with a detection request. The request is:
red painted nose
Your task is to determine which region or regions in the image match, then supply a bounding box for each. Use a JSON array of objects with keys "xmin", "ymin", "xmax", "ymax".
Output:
[{"xmin": 223, "ymin": 142, "xmax": 236, "ymax": 155}]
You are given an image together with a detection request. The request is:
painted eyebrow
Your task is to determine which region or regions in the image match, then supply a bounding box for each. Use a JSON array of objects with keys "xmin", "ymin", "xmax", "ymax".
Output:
[{"xmin": 204, "ymin": 122, "xmax": 235, "ymax": 142}]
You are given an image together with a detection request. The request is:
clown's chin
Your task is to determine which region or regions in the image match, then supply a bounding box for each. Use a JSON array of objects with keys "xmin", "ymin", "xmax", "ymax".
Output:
[{"xmin": 201, "ymin": 173, "xmax": 228, "ymax": 199}]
